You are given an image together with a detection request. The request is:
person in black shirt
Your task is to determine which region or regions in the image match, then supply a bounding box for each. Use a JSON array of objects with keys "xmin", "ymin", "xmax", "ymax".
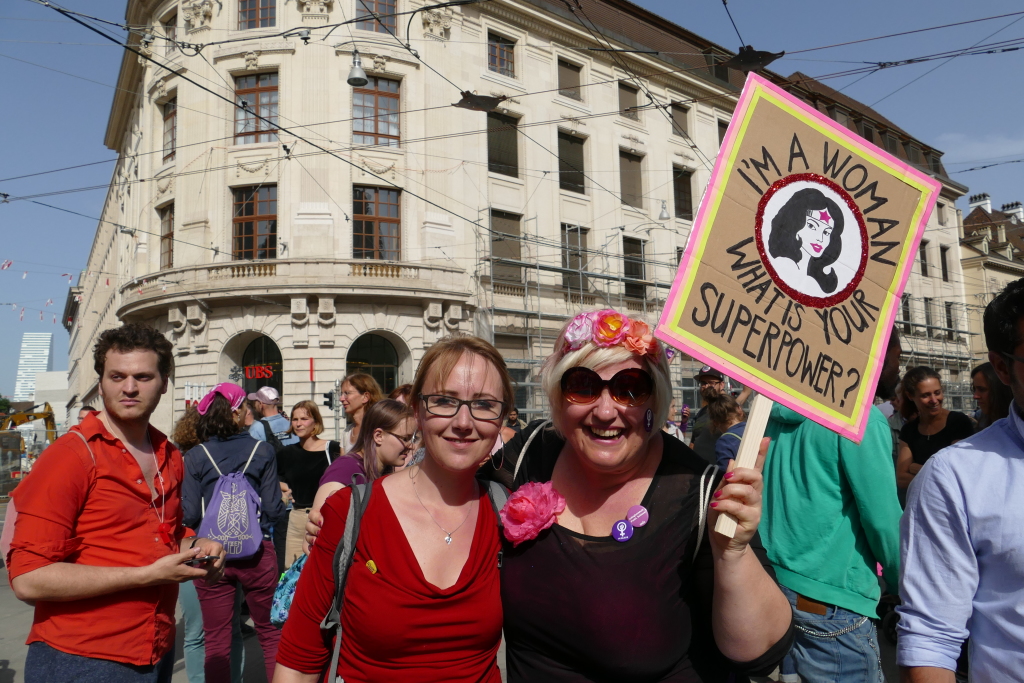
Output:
[
  {"xmin": 490, "ymin": 310, "xmax": 793, "ymax": 682},
  {"xmin": 276, "ymin": 400, "xmax": 340, "ymax": 569},
  {"xmin": 896, "ymin": 366, "xmax": 973, "ymax": 491}
]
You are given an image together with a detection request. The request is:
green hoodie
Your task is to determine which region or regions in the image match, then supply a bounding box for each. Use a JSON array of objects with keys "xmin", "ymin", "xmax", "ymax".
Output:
[{"xmin": 761, "ymin": 403, "xmax": 902, "ymax": 617}]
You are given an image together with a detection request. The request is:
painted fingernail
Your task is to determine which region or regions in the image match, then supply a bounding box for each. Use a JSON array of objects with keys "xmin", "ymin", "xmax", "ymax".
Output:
[
  {"xmin": 710, "ymin": 501, "xmax": 719, "ymax": 508},
  {"xmin": 724, "ymin": 472, "xmax": 735, "ymax": 480},
  {"xmin": 714, "ymin": 490, "xmax": 722, "ymax": 498}
]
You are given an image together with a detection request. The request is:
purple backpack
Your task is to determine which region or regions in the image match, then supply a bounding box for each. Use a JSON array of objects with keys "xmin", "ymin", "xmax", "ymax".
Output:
[{"xmin": 197, "ymin": 442, "xmax": 263, "ymax": 559}]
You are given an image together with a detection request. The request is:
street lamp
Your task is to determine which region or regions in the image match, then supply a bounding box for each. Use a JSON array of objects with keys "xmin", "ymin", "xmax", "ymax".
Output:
[
  {"xmin": 346, "ymin": 49, "xmax": 369, "ymax": 87},
  {"xmin": 658, "ymin": 200, "xmax": 670, "ymax": 222}
]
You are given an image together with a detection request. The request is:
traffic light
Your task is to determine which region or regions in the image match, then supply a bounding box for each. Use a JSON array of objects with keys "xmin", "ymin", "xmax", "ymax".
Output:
[{"xmin": 323, "ymin": 390, "xmax": 335, "ymax": 411}]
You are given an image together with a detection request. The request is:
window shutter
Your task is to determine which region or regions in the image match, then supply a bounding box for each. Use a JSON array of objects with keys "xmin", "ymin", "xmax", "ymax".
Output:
[
  {"xmin": 487, "ymin": 112, "xmax": 519, "ymax": 177},
  {"xmin": 619, "ymin": 151, "xmax": 643, "ymax": 209},
  {"xmin": 491, "ymin": 210, "xmax": 522, "ymax": 282},
  {"xmin": 558, "ymin": 132, "xmax": 585, "ymax": 193}
]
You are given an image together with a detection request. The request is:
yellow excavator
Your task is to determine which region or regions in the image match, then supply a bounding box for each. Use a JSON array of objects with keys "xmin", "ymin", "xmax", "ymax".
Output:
[{"xmin": 1, "ymin": 403, "xmax": 58, "ymax": 487}]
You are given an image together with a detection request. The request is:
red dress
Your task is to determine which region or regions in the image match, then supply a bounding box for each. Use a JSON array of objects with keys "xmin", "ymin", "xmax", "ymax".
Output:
[{"xmin": 276, "ymin": 478, "xmax": 503, "ymax": 683}]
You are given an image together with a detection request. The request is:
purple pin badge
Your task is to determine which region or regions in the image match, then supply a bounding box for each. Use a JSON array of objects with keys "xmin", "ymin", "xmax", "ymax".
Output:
[
  {"xmin": 612, "ymin": 519, "xmax": 634, "ymax": 542},
  {"xmin": 627, "ymin": 504, "xmax": 649, "ymax": 528}
]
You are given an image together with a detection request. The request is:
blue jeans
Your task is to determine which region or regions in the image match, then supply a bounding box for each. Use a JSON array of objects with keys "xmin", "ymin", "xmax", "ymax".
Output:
[
  {"xmin": 25, "ymin": 642, "xmax": 174, "ymax": 683},
  {"xmin": 779, "ymin": 585, "xmax": 883, "ymax": 683},
  {"xmin": 179, "ymin": 580, "xmax": 246, "ymax": 683}
]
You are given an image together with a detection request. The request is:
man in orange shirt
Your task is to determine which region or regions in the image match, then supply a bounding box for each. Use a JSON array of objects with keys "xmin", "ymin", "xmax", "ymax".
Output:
[{"xmin": 7, "ymin": 323, "xmax": 226, "ymax": 683}]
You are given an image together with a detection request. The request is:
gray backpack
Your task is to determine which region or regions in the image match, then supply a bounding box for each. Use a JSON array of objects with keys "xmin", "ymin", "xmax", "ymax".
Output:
[{"xmin": 320, "ymin": 478, "xmax": 509, "ymax": 682}]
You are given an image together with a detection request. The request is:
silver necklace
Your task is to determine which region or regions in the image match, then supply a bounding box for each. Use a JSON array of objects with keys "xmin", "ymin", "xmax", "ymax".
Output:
[{"xmin": 411, "ymin": 470, "xmax": 474, "ymax": 545}]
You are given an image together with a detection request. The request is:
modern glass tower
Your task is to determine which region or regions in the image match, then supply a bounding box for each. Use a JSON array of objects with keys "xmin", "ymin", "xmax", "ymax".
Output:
[{"xmin": 13, "ymin": 333, "xmax": 54, "ymax": 402}]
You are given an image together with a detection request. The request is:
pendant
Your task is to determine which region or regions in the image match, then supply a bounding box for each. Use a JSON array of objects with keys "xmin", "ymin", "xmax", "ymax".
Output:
[
  {"xmin": 158, "ymin": 522, "xmax": 174, "ymax": 546},
  {"xmin": 445, "ymin": 534, "xmax": 452, "ymax": 545}
]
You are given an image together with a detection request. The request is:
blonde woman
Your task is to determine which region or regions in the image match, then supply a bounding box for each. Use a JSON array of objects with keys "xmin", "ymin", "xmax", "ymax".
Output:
[{"xmin": 276, "ymin": 401, "xmax": 339, "ymax": 569}]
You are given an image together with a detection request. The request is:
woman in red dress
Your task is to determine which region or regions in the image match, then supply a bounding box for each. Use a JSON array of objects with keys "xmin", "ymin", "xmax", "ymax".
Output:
[{"xmin": 274, "ymin": 335, "xmax": 513, "ymax": 683}]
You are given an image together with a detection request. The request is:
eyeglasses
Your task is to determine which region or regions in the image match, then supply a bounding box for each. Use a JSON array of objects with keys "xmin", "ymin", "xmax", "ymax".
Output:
[
  {"xmin": 386, "ymin": 431, "xmax": 417, "ymax": 446},
  {"xmin": 419, "ymin": 394, "xmax": 506, "ymax": 421},
  {"xmin": 1001, "ymin": 351, "xmax": 1024, "ymax": 364},
  {"xmin": 560, "ymin": 367, "xmax": 654, "ymax": 407},
  {"xmin": 698, "ymin": 378, "xmax": 723, "ymax": 387}
]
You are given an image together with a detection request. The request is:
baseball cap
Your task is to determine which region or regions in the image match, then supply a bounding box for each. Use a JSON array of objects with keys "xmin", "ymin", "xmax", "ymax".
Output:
[
  {"xmin": 247, "ymin": 386, "xmax": 281, "ymax": 405},
  {"xmin": 694, "ymin": 365, "xmax": 725, "ymax": 381}
]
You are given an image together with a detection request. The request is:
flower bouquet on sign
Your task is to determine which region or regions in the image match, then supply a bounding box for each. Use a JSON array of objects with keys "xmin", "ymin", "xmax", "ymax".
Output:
[{"xmin": 499, "ymin": 481, "xmax": 566, "ymax": 546}]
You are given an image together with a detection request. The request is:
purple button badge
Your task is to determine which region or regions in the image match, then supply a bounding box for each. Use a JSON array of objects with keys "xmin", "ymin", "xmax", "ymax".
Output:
[
  {"xmin": 612, "ymin": 519, "xmax": 634, "ymax": 542},
  {"xmin": 627, "ymin": 505, "xmax": 649, "ymax": 528}
]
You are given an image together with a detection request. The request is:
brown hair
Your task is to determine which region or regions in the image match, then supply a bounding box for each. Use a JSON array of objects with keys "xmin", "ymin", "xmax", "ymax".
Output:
[
  {"xmin": 706, "ymin": 392, "xmax": 744, "ymax": 434},
  {"xmin": 900, "ymin": 366, "xmax": 942, "ymax": 420},
  {"xmin": 93, "ymin": 323, "xmax": 174, "ymax": 380},
  {"xmin": 347, "ymin": 399, "xmax": 414, "ymax": 481},
  {"xmin": 410, "ymin": 335, "xmax": 514, "ymax": 418},
  {"xmin": 195, "ymin": 395, "xmax": 244, "ymax": 442},
  {"xmin": 288, "ymin": 400, "xmax": 325, "ymax": 437},
  {"xmin": 342, "ymin": 373, "xmax": 384, "ymax": 409},
  {"xmin": 389, "ymin": 383, "xmax": 413, "ymax": 403},
  {"xmin": 171, "ymin": 405, "xmax": 202, "ymax": 452}
]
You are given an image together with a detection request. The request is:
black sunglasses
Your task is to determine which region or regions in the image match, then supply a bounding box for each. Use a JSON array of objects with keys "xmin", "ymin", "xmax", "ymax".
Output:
[{"xmin": 560, "ymin": 367, "xmax": 654, "ymax": 407}]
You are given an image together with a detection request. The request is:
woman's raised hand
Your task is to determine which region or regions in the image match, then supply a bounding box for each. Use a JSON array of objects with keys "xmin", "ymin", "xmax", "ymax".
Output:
[{"xmin": 707, "ymin": 437, "xmax": 769, "ymax": 557}]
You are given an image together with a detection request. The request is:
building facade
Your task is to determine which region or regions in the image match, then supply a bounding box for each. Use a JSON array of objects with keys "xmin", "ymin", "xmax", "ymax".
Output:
[
  {"xmin": 13, "ymin": 333, "xmax": 54, "ymax": 402},
  {"xmin": 960, "ymin": 193, "xmax": 1024, "ymax": 363},
  {"xmin": 65, "ymin": 0, "xmax": 752, "ymax": 433}
]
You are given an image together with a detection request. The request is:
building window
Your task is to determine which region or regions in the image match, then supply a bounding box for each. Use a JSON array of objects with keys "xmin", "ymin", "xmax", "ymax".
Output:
[
  {"xmin": 239, "ymin": 0, "xmax": 275, "ymax": 29},
  {"xmin": 623, "ymin": 236, "xmax": 645, "ymax": 299},
  {"xmin": 718, "ymin": 120, "xmax": 729, "ymax": 146},
  {"xmin": 557, "ymin": 59, "xmax": 582, "ymax": 100},
  {"xmin": 676, "ymin": 247, "xmax": 684, "ymax": 264},
  {"xmin": 919, "ymin": 240, "xmax": 929, "ymax": 277},
  {"xmin": 940, "ymin": 246, "xmax": 949, "ymax": 282},
  {"xmin": 488, "ymin": 32, "xmax": 515, "ymax": 78},
  {"xmin": 923, "ymin": 297, "xmax": 935, "ymax": 331},
  {"xmin": 347, "ymin": 333, "xmax": 399, "ymax": 394},
  {"xmin": 232, "ymin": 185, "xmax": 277, "ymax": 260},
  {"xmin": 562, "ymin": 224, "xmax": 588, "ymax": 291},
  {"xmin": 619, "ymin": 151, "xmax": 643, "ymax": 209},
  {"xmin": 703, "ymin": 49, "xmax": 729, "ymax": 81},
  {"xmin": 884, "ymin": 133, "xmax": 899, "ymax": 155},
  {"xmin": 241, "ymin": 335, "xmax": 283, "ymax": 397},
  {"xmin": 234, "ymin": 72, "xmax": 278, "ymax": 144},
  {"xmin": 828, "ymin": 106, "xmax": 850, "ymax": 128},
  {"xmin": 944, "ymin": 301, "xmax": 955, "ymax": 340},
  {"xmin": 490, "ymin": 210, "xmax": 522, "ymax": 283},
  {"xmin": 859, "ymin": 121, "xmax": 875, "ymax": 144},
  {"xmin": 904, "ymin": 142, "xmax": 922, "ymax": 164},
  {"xmin": 159, "ymin": 203, "xmax": 174, "ymax": 269},
  {"xmin": 901, "ymin": 293, "xmax": 912, "ymax": 334},
  {"xmin": 557, "ymin": 132, "xmax": 585, "ymax": 194},
  {"xmin": 162, "ymin": 98, "xmax": 176, "ymax": 163},
  {"xmin": 618, "ymin": 83, "xmax": 639, "ymax": 120},
  {"xmin": 164, "ymin": 15, "xmax": 177, "ymax": 55},
  {"xmin": 487, "ymin": 111, "xmax": 518, "ymax": 177},
  {"xmin": 673, "ymin": 167, "xmax": 693, "ymax": 220},
  {"xmin": 928, "ymin": 154, "xmax": 942, "ymax": 174},
  {"xmin": 937, "ymin": 203, "xmax": 946, "ymax": 226},
  {"xmin": 356, "ymin": 0, "xmax": 396, "ymax": 34},
  {"xmin": 353, "ymin": 186, "xmax": 400, "ymax": 261},
  {"xmin": 670, "ymin": 103, "xmax": 689, "ymax": 137},
  {"xmin": 353, "ymin": 76, "xmax": 400, "ymax": 147}
]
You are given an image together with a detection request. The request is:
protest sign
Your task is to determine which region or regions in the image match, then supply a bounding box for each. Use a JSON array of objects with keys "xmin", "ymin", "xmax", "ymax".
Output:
[{"xmin": 656, "ymin": 73, "xmax": 940, "ymax": 444}]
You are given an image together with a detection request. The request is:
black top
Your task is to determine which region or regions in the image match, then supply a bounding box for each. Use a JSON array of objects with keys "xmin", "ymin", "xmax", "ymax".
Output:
[
  {"xmin": 899, "ymin": 411, "xmax": 973, "ymax": 466},
  {"xmin": 182, "ymin": 433, "xmax": 285, "ymax": 535},
  {"xmin": 688, "ymin": 406, "xmax": 718, "ymax": 467},
  {"xmin": 276, "ymin": 440, "xmax": 340, "ymax": 508},
  {"xmin": 487, "ymin": 420, "xmax": 794, "ymax": 683}
]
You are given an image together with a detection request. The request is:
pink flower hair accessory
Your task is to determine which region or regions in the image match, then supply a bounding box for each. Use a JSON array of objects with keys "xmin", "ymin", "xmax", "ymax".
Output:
[
  {"xmin": 592, "ymin": 310, "xmax": 629, "ymax": 347},
  {"xmin": 500, "ymin": 481, "xmax": 566, "ymax": 546},
  {"xmin": 563, "ymin": 311, "xmax": 598, "ymax": 351},
  {"xmin": 560, "ymin": 309, "xmax": 664, "ymax": 359}
]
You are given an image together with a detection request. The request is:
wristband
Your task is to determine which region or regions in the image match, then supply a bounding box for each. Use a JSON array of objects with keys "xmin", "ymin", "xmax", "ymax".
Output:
[{"xmin": 190, "ymin": 537, "xmax": 200, "ymax": 550}]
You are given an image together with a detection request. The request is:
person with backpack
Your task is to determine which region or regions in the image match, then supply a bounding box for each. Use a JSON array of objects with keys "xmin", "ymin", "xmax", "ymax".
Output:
[
  {"xmin": 274, "ymin": 335, "xmax": 513, "ymax": 683},
  {"xmin": 248, "ymin": 386, "xmax": 299, "ymax": 449},
  {"xmin": 181, "ymin": 383, "xmax": 285, "ymax": 683},
  {"xmin": 275, "ymin": 401, "xmax": 340, "ymax": 569}
]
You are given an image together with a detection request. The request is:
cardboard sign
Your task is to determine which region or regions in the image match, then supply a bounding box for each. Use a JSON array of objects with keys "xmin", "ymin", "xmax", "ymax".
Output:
[{"xmin": 656, "ymin": 73, "xmax": 940, "ymax": 442}]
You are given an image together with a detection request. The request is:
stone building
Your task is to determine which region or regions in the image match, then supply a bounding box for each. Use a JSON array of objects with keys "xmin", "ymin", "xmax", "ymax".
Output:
[
  {"xmin": 960, "ymin": 193, "xmax": 1024, "ymax": 362},
  {"xmin": 64, "ymin": 0, "xmax": 748, "ymax": 433}
]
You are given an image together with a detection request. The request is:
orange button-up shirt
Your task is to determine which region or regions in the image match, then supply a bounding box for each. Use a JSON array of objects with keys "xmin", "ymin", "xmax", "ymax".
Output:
[{"xmin": 7, "ymin": 413, "xmax": 188, "ymax": 666}]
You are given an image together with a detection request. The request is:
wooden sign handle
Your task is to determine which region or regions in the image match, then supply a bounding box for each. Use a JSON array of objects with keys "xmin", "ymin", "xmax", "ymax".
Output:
[{"xmin": 713, "ymin": 393, "xmax": 774, "ymax": 539}]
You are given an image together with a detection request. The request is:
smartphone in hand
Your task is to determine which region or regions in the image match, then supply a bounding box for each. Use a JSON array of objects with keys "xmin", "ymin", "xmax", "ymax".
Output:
[{"xmin": 184, "ymin": 555, "xmax": 218, "ymax": 567}]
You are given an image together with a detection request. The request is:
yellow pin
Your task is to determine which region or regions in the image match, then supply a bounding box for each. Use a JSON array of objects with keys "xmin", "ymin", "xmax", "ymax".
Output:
[{"xmin": 366, "ymin": 560, "xmax": 378, "ymax": 574}]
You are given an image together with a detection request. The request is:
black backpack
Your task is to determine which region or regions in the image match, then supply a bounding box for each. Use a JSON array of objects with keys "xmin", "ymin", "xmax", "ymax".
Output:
[{"xmin": 259, "ymin": 418, "xmax": 286, "ymax": 453}]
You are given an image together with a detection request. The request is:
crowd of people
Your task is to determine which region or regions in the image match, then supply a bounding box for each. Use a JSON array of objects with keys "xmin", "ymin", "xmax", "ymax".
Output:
[{"xmin": 4, "ymin": 278, "xmax": 1024, "ymax": 683}]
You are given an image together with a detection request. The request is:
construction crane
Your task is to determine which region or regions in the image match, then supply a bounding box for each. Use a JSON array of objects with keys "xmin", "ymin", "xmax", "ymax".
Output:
[{"xmin": 0, "ymin": 403, "xmax": 58, "ymax": 444}]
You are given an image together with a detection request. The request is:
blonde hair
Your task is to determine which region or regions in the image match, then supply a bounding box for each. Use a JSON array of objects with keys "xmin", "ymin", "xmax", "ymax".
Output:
[
  {"xmin": 287, "ymin": 400, "xmax": 325, "ymax": 437},
  {"xmin": 541, "ymin": 313, "xmax": 672, "ymax": 437}
]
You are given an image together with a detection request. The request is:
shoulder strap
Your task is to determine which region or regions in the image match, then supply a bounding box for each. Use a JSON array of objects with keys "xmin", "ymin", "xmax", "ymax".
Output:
[
  {"xmin": 70, "ymin": 431, "xmax": 97, "ymax": 467},
  {"xmin": 200, "ymin": 444, "xmax": 223, "ymax": 477},
  {"xmin": 485, "ymin": 480, "xmax": 509, "ymax": 528},
  {"xmin": 322, "ymin": 480, "xmax": 374, "ymax": 681},
  {"xmin": 720, "ymin": 431, "xmax": 742, "ymax": 441},
  {"xmin": 240, "ymin": 441, "xmax": 260, "ymax": 475},
  {"xmin": 326, "ymin": 442, "xmax": 335, "ymax": 466},
  {"xmin": 513, "ymin": 420, "xmax": 551, "ymax": 482},
  {"xmin": 694, "ymin": 463, "xmax": 720, "ymax": 562}
]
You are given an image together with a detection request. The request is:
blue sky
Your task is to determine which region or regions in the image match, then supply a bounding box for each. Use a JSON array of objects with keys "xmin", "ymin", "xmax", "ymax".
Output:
[{"xmin": 1, "ymin": 0, "xmax": 1022, "ymax": 397}]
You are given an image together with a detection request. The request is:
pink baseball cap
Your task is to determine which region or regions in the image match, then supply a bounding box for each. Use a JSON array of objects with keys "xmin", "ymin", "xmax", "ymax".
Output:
[{"xmin": 246, "ymin": 386, "xmax": 281, "ymax": 405}]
